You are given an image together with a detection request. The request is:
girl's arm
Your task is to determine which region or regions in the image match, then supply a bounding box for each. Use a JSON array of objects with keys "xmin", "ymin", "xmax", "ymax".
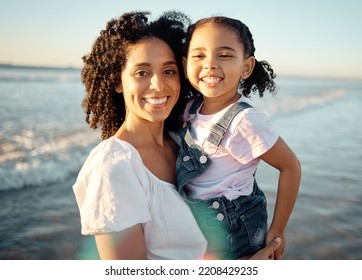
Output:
[
  {"xmin": 259, "ymin": 136, "xmax": 301, "ymax": 259},
  {"xmin": 95, "ymin": 224, "xmax": 147, "ymax": 260}
]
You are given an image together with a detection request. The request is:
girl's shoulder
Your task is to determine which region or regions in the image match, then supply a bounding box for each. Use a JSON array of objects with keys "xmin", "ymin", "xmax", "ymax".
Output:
[{"xmin": 230, "ymin": 105, "xmax": 274, "ymax": 134}]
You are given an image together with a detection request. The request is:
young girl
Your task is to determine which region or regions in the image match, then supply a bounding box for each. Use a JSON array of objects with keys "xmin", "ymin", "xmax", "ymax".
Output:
[{"xmin": 176, "ymin": 16, "xmax": 301, "ymax": 259}]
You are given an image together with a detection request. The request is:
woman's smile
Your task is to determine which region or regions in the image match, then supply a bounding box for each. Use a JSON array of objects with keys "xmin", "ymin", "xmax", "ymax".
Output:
[{"xmin": 144, "ymin": 96, "xmax": 169, "ymax": 105}]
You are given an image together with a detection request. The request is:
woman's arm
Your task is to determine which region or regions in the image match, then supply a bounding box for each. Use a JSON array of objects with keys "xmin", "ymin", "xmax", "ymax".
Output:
[
  {"xmin": 95, "ymin": 224, "xmax": 147, "ymax": 260},
  {"xmin": 259, "ymin": 137, "xmax": 301, "ymax": 259}
]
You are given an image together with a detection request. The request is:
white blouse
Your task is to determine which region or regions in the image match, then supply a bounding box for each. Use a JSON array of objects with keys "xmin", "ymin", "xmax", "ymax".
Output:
[{"xmin": 73, "ymin": 137, "xmax": 207, "ymax": 260}]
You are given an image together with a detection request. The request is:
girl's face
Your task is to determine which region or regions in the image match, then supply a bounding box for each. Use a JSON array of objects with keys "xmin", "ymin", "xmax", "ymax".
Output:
[
  {"xmin": 118, "ymin": 37, "xmax": 180, "ymax": 126},
  {"xmin": 184, "ymin": 23, "xmax": 254, "ymax": 101}
]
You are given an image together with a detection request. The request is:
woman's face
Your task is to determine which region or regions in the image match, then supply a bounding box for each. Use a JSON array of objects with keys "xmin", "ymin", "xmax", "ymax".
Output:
[{"xmin": 118, "ymin": 37, "xmax": 180, "ymax": 126}]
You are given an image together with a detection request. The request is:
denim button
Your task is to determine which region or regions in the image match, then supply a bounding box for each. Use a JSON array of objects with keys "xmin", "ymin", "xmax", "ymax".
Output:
[
  {"xmin": 212, "ymin": 201, "xmax": 220, "ymax": 209},
  {"xmin": 199, "ymin": 155, "xmax": 207, "ymax": 164},
  {"xmin": 216, "ymin": 213, "xmax": 224, "ymax": 221},
  {"xmin": 183, "ymin": 156, "xmax": 190, "ymax": 162}
]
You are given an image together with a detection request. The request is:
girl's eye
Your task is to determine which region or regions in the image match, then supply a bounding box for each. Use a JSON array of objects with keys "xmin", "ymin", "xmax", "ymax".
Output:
[
  {"xmin": 220, "ymin": 54, "xmax": 232, "ymax": 58},
  {"xmin": 191, "ymin": 54, "xmax": 204, "ymax": 59}
]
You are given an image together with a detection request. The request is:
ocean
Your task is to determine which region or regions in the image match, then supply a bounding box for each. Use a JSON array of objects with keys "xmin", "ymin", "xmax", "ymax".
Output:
[{"xmin": 0, "ymin": 65, "xmax": 361, "ymax": 259}]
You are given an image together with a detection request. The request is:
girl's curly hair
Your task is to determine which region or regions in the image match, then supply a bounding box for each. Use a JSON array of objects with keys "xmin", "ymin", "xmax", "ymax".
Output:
[
  {"xmin": 185, "ymin": 16, "xmax": 277, "ymax": 98},
  {"xmin": 81, "ymin": 11, "xmax": 191, "ymax": 139}
]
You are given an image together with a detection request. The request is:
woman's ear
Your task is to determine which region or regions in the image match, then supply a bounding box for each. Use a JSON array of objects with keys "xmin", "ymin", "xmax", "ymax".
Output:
[
  {"xmin": 182, "ymin": 57, "xmax": 188, "ymax": 79},
  {"xmin": 241, "ymin": 56, "xmax": 255, "ymax": 80},
  {"xmin": 115, "ymin": 83, "xmax": 123, "ymax": 93}
]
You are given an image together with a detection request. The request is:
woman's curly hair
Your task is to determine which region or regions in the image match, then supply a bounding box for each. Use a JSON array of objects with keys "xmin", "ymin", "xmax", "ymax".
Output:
[
  {"xmin": 185, "ymin": 16, "xmax": 277, "ymax": 98},
  {"xmin": 81, "ymin": 11, "xmax": 191, "ymax": 139}
]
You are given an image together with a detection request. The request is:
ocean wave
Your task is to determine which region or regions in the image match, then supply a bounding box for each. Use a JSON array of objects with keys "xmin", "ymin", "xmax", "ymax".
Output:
[
  {"xmin": 0, "ymin": 131, "xmax": 99, "ymax": 191},
  {"xmin": 250, "ymin": 88, "xmax": 346, "ymax": 117}
]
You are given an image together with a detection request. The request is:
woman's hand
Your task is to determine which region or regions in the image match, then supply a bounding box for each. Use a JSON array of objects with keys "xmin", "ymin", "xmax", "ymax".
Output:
[
  {"xmin": 266, "ymin": 230, "xmax": 286, "ymax": 260},
  {"xmin": 248, "ymin": 237, "xmax": 281, "ymax": 260}
]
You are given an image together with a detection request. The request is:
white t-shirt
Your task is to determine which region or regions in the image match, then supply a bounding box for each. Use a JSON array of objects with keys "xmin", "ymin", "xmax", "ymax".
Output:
[
  {"xmin": 185, "ymin": 98, "xmax": 279, "ymax": 200},
  {"xmin": 73, "ymin": 136, "xmax": 207, "ymax": 260}
]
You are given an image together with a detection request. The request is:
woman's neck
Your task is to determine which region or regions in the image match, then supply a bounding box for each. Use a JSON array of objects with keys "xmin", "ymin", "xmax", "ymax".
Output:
[
  {"xmin": 114, "ymin": 119, "xmax": 177, "ymax": 185},
  {"xmin": 114, "ymin": 120, "xmax": 166, "ymax": 149}
]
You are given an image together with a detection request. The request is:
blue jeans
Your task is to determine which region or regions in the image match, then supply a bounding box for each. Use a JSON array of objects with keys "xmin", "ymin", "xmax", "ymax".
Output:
[{"xmin": 186, "ymin": 181, "xmax": 268, "ymax": 259}]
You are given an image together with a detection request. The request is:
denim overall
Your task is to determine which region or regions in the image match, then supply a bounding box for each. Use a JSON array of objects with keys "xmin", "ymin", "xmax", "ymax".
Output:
[{"xmin": 176, "ymin": 95, "xmax": 268, "ymax": 259}]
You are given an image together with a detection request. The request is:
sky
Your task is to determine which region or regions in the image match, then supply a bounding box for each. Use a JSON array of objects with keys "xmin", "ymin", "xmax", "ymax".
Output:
[{"xmin": 1, "ymin": 0, "xmax": 362, "ymax": 80}]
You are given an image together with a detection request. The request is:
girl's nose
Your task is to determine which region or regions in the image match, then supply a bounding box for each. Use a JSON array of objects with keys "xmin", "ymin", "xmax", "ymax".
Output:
[{"xmin": 203, "ymin": 56, "xmax": 217, "ymax": 70}]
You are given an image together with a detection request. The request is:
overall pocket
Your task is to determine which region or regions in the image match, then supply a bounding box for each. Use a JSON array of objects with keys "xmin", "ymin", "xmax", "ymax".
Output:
[
  {"xmin": 239, "ymin": 198, "xmax": 268, "ymax": 247},
  {"xmin": 228, "ymin": 194, "xmax": 267, "ymax": 258}
]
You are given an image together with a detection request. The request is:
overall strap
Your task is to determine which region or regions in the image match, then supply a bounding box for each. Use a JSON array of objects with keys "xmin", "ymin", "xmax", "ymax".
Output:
[
  {"xmin": 187, "ymin": 95, "xmax": 204, "ymax": 122},
  {"xmin": 207, "ymin": 102, "xmax": 253, "ymax": 147}
]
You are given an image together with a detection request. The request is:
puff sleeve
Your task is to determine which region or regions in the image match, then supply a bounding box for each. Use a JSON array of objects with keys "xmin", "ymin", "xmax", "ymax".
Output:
[
  {"xmin": 225, "ymin": 109, "xmax": 279, "ymax": 164},
  {"xmin": 73, "ymin": 139, "xmax": 151, "ymax": 235}
]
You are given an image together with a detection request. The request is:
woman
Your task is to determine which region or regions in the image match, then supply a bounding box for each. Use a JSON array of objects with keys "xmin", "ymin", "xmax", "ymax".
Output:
[{"xmin": 73, "ymin": 10, "xmax": 280, "ymax": 260}]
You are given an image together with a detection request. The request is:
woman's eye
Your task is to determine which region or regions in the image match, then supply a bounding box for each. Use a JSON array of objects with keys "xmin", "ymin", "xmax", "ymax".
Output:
[
  {"xmin": 220, "ymin": 54, "xmax": 232, "ymax": 58},
  {"xmin": 135, "ymin": 70, "xmax": 149, "ymax": 77},
  {"xmin": 164, "ymin": 69, "xmax": 177, "ymax": 75}
]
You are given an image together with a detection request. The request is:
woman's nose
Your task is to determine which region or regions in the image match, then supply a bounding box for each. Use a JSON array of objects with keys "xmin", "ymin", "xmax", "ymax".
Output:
[{"xmin": 150, "ymin": 74, "xmax": 164, "ymax": 91}]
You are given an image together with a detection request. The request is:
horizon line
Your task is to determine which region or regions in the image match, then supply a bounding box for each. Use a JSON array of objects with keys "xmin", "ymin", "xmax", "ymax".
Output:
[
  {"xmin": 0, "ymin": 63, "xmax": 81, "ymax": 71},
  {"xmin": 1, "ymin": 63, "xmax": 361, "ymax": 82}
]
